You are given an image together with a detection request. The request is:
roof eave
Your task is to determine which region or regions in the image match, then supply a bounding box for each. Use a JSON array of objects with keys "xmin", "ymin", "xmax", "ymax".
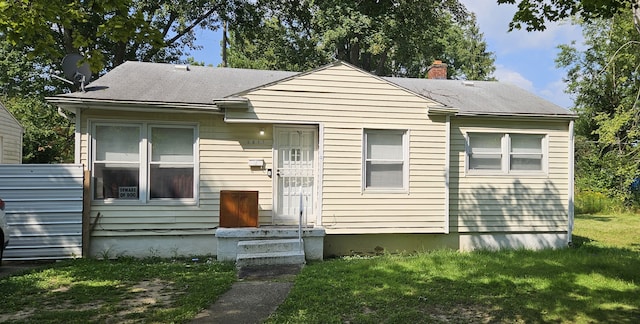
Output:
[
  {"xmin": 46, "ymin": 97, "xmax": 223, "ymax": 114},
  {"xmin": 213, "ymin": 97, "xmax": 250, "ymax": 109},
  {"xmin": 428, "ymin": 106, "xmax": 459, "ymax": 115},
  {"xmin": 456, "ymin": 112, "xmax": 577, "ymax": 119}
]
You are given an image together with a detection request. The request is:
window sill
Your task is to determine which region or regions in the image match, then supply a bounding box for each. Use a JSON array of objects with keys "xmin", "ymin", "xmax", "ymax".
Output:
[
  {"xmin": 92, "ymin": 199, "xmax": 198, "ymax": 206},
  {"xmin": 465, "ymin": 170, "xmax": 549, "ymax": 178},
  {"xmin": 362, "ymin": 188, "xmax": 409, "ymax": 194}
]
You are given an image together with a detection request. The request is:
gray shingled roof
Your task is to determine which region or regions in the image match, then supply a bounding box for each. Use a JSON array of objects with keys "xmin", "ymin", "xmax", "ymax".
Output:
[
  {"xmin": 54, "ymin": 61, "xmax": 297, "ymax": 105},
  {"xmin": 52, "ymin": 61, "xmax": 574, "ymax": 117},
  {"xmin": 384, "ymin": 77, "xmax": 574, "ymax": 117}
]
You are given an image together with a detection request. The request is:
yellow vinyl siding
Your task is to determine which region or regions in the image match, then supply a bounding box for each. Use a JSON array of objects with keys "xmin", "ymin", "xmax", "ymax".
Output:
[
  {"xmin": 0, "ymin": 103, "xmax": 23, "ymax": 164},
  {"xmin": 450, "ymin": 117, "xmax": 570, "ymax": 234},
  {"xmin": 231, "ymin": 62, "xmax": 448, "ymax": 234},
  {"xmin": 76, "ymin": 62, "xmax": 571, "ymax": 239},
  {"xmin": 80, "ymin": 110, "xmax": 275, "ymax": 236}
]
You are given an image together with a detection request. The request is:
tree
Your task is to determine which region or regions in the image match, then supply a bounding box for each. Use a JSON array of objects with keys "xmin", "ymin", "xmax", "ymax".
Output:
[
  {"xmin": 557, "ymin": 13, "xmax": 640, "ymax": 202},
  {"xmin": 0, "ymin": 35, "xmax": 60, "ymax": 97},
  {"xmin": 226, "ymin": 0, "xmax": 495, "ymax": 80},
  {"xmin": 2, "ymin": 96, "xmax": 74, "ymax": 163},
  {"xmin": 497, "ymin": 0, "xmax": 636, "ymax": 31},
  {"xmin": 0, "ymin": 0, "xmax": 254, "ymax": 73},
  {"xmin": 1, "ymin": 34, "xmax": 73, "ymax": 163},
  {"xmin": 1, "ymin": 1, "xmax": 256, "ymax": 163},
  {"xmin": 441, "ymin": 13, "xmax": 497, "ymax": 80}
]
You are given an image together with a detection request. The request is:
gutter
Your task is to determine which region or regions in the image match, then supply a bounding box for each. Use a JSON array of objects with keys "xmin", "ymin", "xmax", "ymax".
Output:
[
  {"xmin": 45, "ymin": 97, "xmax": 223, "ymax": 114},
  {"xmin": 213, "ymin": 97, "xmax": 250, "ymax": 109},
  {"xmin": 456, "ymin": 112, "xmax": 578, "ymax": 119},
  {"xmin": 427, "ymin": 105, "xmax": 459, "ymax": 115}
]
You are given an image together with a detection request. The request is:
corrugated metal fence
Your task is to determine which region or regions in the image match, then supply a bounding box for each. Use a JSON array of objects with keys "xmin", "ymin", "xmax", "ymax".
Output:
[{"xmin": 0, "ymin": 164, "xmax": 84, "ymax": 260}]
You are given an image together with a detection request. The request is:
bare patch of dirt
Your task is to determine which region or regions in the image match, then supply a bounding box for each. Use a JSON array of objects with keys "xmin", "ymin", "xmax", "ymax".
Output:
[
  {"xmin": 0, "ymin": 309, "xmax": 36, "ymax": 322},
  {"xmin": 0, "ymin": 279, "xmax": 176, "ymax": 323},
  {"xmin": 115, "ymin": 279, "xmax": 176, "ymax": 318},
  {"xmin": 425, "ymin": 304, "xmax": 496, "ymax": 323}
]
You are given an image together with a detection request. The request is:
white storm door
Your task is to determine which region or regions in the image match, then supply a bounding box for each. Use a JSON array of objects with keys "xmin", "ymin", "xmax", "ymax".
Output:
[{"xmin": 274, "ymin": 127, "xmax": 316, "ymax": 225}]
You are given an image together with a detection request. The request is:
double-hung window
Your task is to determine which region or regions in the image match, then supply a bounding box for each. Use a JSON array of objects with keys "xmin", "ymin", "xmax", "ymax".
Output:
[
  {"xmin": 363, "ymin": 129, "xmax": 408, "ymax": 191},
  {"xmin": 468, "ymin": 133, "xmax": 503, "ymax": 170},
  {"xmin": 92, "ymin": 122, "xmax": 196, "ymax": 202},
  {"xmin": 509, "ymin": 134, "xmax": 544, "ymax": 171},
  {"xmin": 467, "ymin": 132, "xmax": 546, "ymax": 174}
]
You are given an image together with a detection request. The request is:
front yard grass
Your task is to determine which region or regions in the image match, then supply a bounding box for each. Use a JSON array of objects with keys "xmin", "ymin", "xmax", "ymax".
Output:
[
  {"xmin": 0, "ymin": 257, "xmax": 236, "ymax": 323},
  {"xmin": 267, "ymin": 213, "xmax": 640, "ymax": 323},
  {"xmin": 0, "ymin": 213, "xmax": 638, "ymax": 323}
]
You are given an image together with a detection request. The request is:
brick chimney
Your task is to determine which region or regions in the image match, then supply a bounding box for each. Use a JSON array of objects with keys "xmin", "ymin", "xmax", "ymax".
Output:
[{"xmin": 427, "ymin": 60, "xmax": 447, "ymax": 79}]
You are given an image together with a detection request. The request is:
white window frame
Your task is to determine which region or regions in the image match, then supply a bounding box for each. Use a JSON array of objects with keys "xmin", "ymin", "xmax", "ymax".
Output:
[
  {"xmin": 465, "ymin": 132, "xmax": 548, "ymax": 176},
  {"xmin": 90, "ymin": 121, "xmax": 198, "ymax": 205},
  {"xmin": 362, "ymin": 129, "xmax": 409, "ymax": 193}
]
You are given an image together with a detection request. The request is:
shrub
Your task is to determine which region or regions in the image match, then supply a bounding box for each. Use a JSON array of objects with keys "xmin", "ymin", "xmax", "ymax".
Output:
[{"xmin": 575, "ymin": 191, "xmax": 617, "ymax": 214}]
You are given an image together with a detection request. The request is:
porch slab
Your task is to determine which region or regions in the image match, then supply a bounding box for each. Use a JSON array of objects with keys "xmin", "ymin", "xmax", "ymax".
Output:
[
  {"xmin": 216, "ymin": 226, "xmax": 325, "ymax": 262},
  {"xmin": 236, "ymin": 250, "xmax": 306, "ymax": 267}
]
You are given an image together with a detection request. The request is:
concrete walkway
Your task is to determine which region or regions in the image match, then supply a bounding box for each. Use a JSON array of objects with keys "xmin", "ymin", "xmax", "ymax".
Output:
[{"xmin": 190, "ymin": 264, "xmax": 302, "ymax": 324}]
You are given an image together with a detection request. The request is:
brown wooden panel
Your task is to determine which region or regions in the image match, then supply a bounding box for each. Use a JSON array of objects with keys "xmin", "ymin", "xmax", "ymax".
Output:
[
  {"xmin": 219, "ymin": 190, "xmax": 258, "ymax": 227},
  {"xmin": 220, "ymin": 191, "xmax": 237, "ymax": 227}
]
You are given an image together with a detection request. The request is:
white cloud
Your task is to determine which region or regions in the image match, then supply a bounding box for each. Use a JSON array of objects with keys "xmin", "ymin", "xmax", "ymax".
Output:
[
  {"xmin": 460, "ymin": 0, "xmax": 580, "ymax": 108},
  {"xmin": 495, "ymin": 67, "xmax": 574, "ymax": 108},
  {"xmin": 539, "ymin": 79, "xmax": 574, "ymax": 108},
  {"xmin": 493, "ymin": 65, "xmax": 534, "ymax": 91},
  {"xmin": 460, "ymin": 0, "xmax": 583, "ymax": 53}
]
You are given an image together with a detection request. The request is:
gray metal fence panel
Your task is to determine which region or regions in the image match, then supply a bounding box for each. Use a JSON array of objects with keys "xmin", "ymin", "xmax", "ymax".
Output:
[{"xmin": 0, "ymin": 164, "xmax": 84, "ymax": 260}]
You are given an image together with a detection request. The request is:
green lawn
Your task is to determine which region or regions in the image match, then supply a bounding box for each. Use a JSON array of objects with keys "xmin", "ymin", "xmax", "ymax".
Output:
[
  {"xmin": 267, "ymin": 213, "xmax": 640, "ymax": 323},
  {"xmin": 0, "ymin": 213, "xmax": 638, "ymax": 323},
  {"xmin": 0, "ymin": 257, "xmax": 236, "ymax": 323}
]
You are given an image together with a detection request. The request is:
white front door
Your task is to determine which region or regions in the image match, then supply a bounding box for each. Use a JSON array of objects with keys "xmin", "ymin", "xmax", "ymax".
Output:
[{"xmin": 274, "ymin": 127, "xmax": 316, "ymax": 225}]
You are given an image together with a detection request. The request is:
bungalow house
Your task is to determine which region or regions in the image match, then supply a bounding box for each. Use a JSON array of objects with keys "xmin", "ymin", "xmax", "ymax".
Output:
[
  {"xmin": 0, "ymin": 101, "xmax": 24, "ymax": 164},
  {"xmin": 47, "ymin": 61, "xmax": 575, "ymax": 263}
]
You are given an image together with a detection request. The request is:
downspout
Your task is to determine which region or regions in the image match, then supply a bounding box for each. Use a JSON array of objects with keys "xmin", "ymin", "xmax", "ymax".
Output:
[
  {"xmin": 568, "ymin": 120, "xmax": 575, "ymax": 246},
  {"xmin": 57, "ymin": 106, "xmax": 81, "ymax": 164},
  {"xmin": 19, "ymin": 128, "xmax": 24, "ymax": 164},
  {"xmin": 75, "ymin": 108, "xmax": 82, "ymax": 164},
  {"xmin": 444, "ymin": 115, "xmax": 451, "ymax": 234},
  {"xmin": 316, "ymin": 123, "xmax": 324, "ymax": 227}
]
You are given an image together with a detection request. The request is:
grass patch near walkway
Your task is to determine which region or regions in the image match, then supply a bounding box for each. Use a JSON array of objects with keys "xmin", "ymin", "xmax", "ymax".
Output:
[
  {"xmin": 0, "ymin": 257, "xmax": 235, "ymax": 323},
  {"xmin": 268, "ymin": 213, "xmax": 640, "ymax": 323}
]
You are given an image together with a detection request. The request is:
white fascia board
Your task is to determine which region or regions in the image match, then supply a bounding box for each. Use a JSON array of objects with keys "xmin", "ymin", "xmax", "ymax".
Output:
[{"xmin": 45, "ymin": 97, "xmax": 223, "ymax": 114}]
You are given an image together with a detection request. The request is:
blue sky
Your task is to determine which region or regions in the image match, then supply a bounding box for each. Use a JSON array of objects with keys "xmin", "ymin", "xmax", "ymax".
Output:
[
  {"xmin": 462, "ymin": 0, "xmax": 583, "ymax": 109},
  {"xmin": 185, "ymin": 0, "xmax": 583, "ymax": 109}
]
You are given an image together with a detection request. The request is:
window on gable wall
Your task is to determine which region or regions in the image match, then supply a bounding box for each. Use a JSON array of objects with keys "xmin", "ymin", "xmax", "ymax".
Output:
[
  {"xmin": 467, "ymin": 132, "xmax": 546, "ymax": 174},
  {"xmin": 363, "ymin": 129, "xmax": 408, "ymax": 191},
  {"xmin": 92, "ymin": 122, "xmax": 196, "ymax": 202}
]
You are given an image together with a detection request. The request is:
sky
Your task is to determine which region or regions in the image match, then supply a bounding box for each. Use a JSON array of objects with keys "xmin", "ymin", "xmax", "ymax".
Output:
[
  {"xmin": 185, "ymin": 0, "xmax": 584, "ymax": 109},
  {"xmin": 461, "ymin": 0, "xmax": 584, "ymax": 109}
]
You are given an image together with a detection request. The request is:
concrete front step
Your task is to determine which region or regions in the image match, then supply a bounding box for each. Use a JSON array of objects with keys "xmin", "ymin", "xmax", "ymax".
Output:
[
  {"xmin": 216, "ymin": 226, "xmax": 325, "ymax": 262},
  {"xmin": 238, "ymin": 238, "xmax": 303, "ymax": 254},
  {"xmin": 236, "ymin": 250, "xmax": 306, "ymax": 267}
]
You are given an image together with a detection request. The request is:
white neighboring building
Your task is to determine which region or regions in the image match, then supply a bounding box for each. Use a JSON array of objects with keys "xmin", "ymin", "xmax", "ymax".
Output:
[{"xmin": 0, "ymin": 102, "xmax": 23, "ymax": 164}]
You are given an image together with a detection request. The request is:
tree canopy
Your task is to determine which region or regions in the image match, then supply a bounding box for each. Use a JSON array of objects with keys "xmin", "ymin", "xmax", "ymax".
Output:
[
  {"xmin": 0, "ymin": 0, "xmax": 496, "ymax": 163},
  {"xmin": 226, "ymin": 0, "xmax": 496, "ymax": 80},
  {"xmin": 497, "ymin": 0, "xmax": 636, "ymax": 31},
  {"xmin": 557, "ymin": 12, "xmax": 640, "ymax": 202},
  {"xmin": 0, "ymin": 0, "xmax": 253, "ymax": 73},
  {"xmin": 0, "ymin": 0, "xmax": 251, "ymax": 163}
]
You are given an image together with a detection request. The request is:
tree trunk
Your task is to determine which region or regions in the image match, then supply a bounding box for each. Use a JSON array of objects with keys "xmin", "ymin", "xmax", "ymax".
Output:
[{"xmin": 114, "ymin": 41, "xmax": 127, "ymax": 67}]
